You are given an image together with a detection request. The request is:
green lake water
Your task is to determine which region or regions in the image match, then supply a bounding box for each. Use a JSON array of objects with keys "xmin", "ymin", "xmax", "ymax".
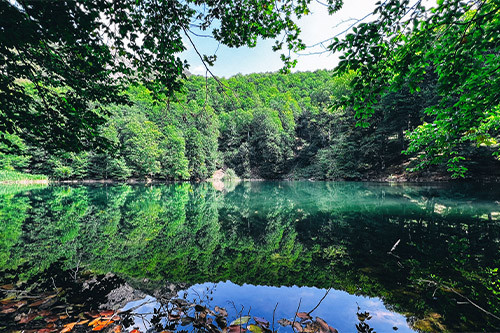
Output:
[{"xmin": 0, "ymin": 181, "xmax": 499, "ymax": 332}]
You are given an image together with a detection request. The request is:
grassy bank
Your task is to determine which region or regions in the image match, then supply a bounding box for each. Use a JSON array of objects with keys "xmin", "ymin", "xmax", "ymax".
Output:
[{"xmin": 0, "ymin": 170, "xmax": 48, "ymax": 183}]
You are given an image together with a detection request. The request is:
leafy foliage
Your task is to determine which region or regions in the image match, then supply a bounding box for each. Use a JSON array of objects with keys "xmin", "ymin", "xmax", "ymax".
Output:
[
  {"xmin": 331, "ymin": 0, "xmax": 500, "ymax": 177},
  {"xmin": 0, "ymin": 0, "xmax": 342, "ymax": 151}
]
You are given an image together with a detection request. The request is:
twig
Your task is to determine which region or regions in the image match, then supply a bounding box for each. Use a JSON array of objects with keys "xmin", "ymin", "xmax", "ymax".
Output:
[
  {"xmin": 291, "ymin": 298, "xmax": 302, "ymax": 332},
  {"xmin": 307, "ymin": 288, "xmax": 331, "ymax": 316},
  {"xmin": 181, "ymin": 27, "xmax": 231, "ymax": 95},
  {"xmin": 390, "ymin": 239, "xmax": 401, "ymax": 252},
  {"xmin": 272, "ymin": 302, "xmax": 278, "ymax": 333},
  {"xmin": 419, "ymin": 279, "xmax": 500, "ymax": 321}
]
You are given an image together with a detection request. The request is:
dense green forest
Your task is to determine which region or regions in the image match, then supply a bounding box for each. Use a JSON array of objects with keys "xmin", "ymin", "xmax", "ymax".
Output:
[
  {"xmin": 1, "ymin": 0, "xmax": 498, "ymax": 181},
  {"xmin": 2, "ymin": 70, "xmax": 499, "ymax": 181}
]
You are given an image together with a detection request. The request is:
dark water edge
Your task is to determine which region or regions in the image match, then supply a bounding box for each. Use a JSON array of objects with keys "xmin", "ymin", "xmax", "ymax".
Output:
[{"xmin": 1, "ymin": 181, "xmax": 499, "ymax": 332}]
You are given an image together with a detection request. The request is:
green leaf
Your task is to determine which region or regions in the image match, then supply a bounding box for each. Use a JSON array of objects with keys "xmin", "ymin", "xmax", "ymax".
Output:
[
  {"xmin": 247, "ymin": 324, "xmax": 263, "ymax": 333},
  {"xmin": 230, "ymin": 316, "xmax": 251, "ymax": 326}
]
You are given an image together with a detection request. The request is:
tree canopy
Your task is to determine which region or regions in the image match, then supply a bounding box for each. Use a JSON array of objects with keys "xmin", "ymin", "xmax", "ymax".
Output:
[
  {"xmin": 1, "ymin": 0, "xmax": 499, "ymax": 178},
  {"xmin": 0, "ymin": 0, "xmax": 342, "ymax": 150},
  {"xmin": 331, "ymin": 0, "xmax": 500, "ymax": 177}
]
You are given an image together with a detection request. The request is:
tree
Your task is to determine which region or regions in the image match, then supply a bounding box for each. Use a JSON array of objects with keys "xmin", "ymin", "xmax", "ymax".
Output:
[
  {"xmin": 122, "ymin": 119, "xmax": 163, "ymax": 178},
  {"xmin": 331, "ymin": 0, "xmax": 500, "ymax": 177},
  {"xmin": 0, "ymin": 0, "xmax": 342, "ymax": 151},
  {"xmin": 251, "ymin": 108, "xmax": 292, "ymax": 178}
]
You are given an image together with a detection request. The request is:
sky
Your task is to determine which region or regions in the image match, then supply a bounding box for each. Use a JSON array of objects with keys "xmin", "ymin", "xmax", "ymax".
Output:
[{"xmin": 181, "ymin": 0, "xmax": 380, "ymax": 78}]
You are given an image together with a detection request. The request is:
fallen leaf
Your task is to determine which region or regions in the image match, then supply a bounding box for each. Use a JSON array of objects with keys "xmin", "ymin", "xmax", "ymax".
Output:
[
  {"xmin": 230, "ymin": 316, "xmax": 251, "ymax": 326},
  {"xmin": 77, "ymin": 320, "xmax": 89, "ymax": 325},
  {"xmin": 0, "ymin": 295, "xmax": 16, "ymax": 304},
  {"xmin": 215, "ymin": 306, "xmax": 228, "ymax": 317},
  {"xmin": 19, "ymin": 313, "xmax": 38, "ymax": 324},
  {"xmin": 296, "ymin": 312, "xmax": 311, "ymax": 320},
  {"xmin": 0, "ymin": 307, "xmax": 16, "ymax": 313},
  {"xmin": 88, "ymin": 317, "xmax": 102, "ymax": 326},
  {"xmin": 315, "ymin": 317, "xmax": 329, "ymax": 333},
  {"xmin": 303, "ymin": 322, "xmax": 319, "ymax": 333},
  {"xmin": 60, "ymin": 322, "xmax": 77, "ymax": 333},
  {"xmin": 228, "ymin": 325, "xmax": 246, "ymax": 333},
  {"xmin": 14, "ymin": 300, "xmax": 27, "ymax": 308},
  {"xmin": 29, "ymin": 299, "xmax": 46, "ymax": 307},
  {"xmin": 113, "ymin": 325, "xmax": 122, "ymax": 332},
  {"xmin": 130, "ymin": 330, "xmax": 141, "ymax": 333},
  {"xmin": 293, "ymin": 322, "xmax": 304, "ymax": 332},
  {"xmin": 38, "ymin": 310, "xmax": 52, "ymax": 317},
  {"xmin": 37, "ymin": 329, "xmax": 55, "ymax": 333},
  {"xmin": 357, "ymin": 312, "xmax": 370, "ymax": 322},
  {"xmin": 100, "ymin": 310, "xmax": 114, "ymax": 316},
  {"xmin": 0, "ymin": 284, "xmax": 14, "ymax": 290},
  {"xmin": 168, "ymin": 313, "xmax": 181, "ymax": 321},
  {"xmin": 278, "ymin": 319, "xmax": 292, "ymax": 327},
  {"xmin": 96, "ymin": 320, "xmax": 114, "ymax": 327},
  {"xmin": 59, "ymin": 314, "xmax": 69, "ymax": 320},
  {"xmin": 92, "ymin": 325, "xmax": 105, "ymax": 331},
  {"xmin": 253, "ymin": 317, "xmax": 269, "ymax": 328},
  {"xmin": 44, "ymin": 315, "xmax": 59, "ymax": 322},
  {"xmin": 247, "ymin": 324, "xmax": 263, "ymax": 333}
]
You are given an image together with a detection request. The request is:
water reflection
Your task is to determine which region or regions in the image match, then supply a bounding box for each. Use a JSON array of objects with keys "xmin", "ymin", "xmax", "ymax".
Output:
[{"xmin": 0, "ymin": 181, "xmax": 499, "ymax": 332}]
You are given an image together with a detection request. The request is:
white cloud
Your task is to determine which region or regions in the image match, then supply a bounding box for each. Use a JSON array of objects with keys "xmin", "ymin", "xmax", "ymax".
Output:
[{"xmin": 190, "ymin": 64, "xmax": 206, "ymax": 75}]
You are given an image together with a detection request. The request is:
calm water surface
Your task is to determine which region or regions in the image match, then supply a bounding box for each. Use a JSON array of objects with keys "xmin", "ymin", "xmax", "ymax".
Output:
[{"xmin": 0, "ymin": 181, "xmax": 499, "ymax": 332}]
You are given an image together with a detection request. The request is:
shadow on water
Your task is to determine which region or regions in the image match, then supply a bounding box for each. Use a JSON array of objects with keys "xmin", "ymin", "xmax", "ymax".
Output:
[{"xmin": 0, "ymin": 181, "xmax": 499, "ymax": 332}]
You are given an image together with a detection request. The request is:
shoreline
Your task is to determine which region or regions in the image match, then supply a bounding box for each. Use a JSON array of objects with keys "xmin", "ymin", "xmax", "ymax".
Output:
[
  {"xmin": 0, "ymin": 179, "xmax": 49, "ymax": 185},
  {"xmin": 2, "ymin": 177, "xmax": 499, "ymax": 185}
]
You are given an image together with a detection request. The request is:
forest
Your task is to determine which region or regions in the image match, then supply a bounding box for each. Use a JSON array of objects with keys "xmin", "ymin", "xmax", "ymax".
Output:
[
  {"xmin": 1, "ymin": 1, "xmax": 500, "ymax": 332},
  {"xmin": 1, "ymin": 0, "xmax": 499, "ymax": 182},
  {"xmin": 2, "ymin": 69, "xmax": 499, "ymax": 181}
]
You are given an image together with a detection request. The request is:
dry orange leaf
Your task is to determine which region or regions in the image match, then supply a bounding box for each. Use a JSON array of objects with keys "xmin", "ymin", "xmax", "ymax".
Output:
[
  {"xmin": 100, "ymin": 310, "xmax": 114, "ymax": 316},
  {"xmin": 96, "ymin": 320, "xmax": 114, "ymax": 327},
  {"xmin": 88, "ymin": 317, "xmax": 102, "ymax": 326},
  {"xmin": 61, "ymin": 322, "xmax": 77, "ymax": 333},
  {"xmin": 113, "ymin": 325, "xmax": 122, "ymax": 333},
  {"xmin": 77, "ymin": 320, "xmax": 89, "ymax": 325},
  {"xmin": 131, "ymin": 330, "xmax": 141, "ymax": 333},
  {"xmin": 59, "ymin": 314, "xmax": 69, "ymax": 320},
  {"xmin": 92, "ymin": 325, "xmax": 106, "ymax": 331}
]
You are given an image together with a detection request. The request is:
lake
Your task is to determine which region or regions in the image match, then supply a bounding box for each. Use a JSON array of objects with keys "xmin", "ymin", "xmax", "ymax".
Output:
[{"xmin": 0, "ymin": 181, "xmax": 499, "ymax": 332}]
